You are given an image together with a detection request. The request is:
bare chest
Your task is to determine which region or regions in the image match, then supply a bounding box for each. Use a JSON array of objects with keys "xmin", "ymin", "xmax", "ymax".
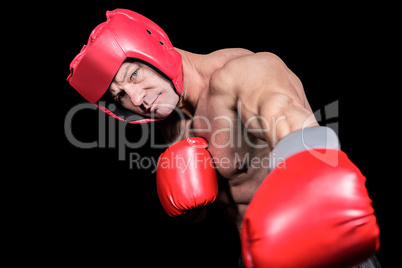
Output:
[{"xmin": 194, "ymin": 98, "xmax": 268, "ymax": 171}]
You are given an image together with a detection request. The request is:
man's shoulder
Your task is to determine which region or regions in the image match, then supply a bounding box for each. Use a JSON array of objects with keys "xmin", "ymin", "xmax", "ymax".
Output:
[
  {"xmin": 208, "ymin": 48, "xmax": 254, "ymax": 64},
  {"xmin": 210, "ymin": 52, "xmax": 286, "ymax": 93},
  {"xmin": 209, "ymin": 50, "xmax": 256, "ymax": 95}
]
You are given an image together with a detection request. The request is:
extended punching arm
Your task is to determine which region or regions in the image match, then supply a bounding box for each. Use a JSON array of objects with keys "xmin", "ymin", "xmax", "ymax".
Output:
[{"xmin": 241, "ymin": 127, "xmax": 380, "ymax": 268}]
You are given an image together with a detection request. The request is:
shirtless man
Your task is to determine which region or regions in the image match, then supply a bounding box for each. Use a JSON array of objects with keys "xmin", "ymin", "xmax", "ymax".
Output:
[{"xmin": 68, "ymin": 9, "xmax": 380, "ymax": 268}]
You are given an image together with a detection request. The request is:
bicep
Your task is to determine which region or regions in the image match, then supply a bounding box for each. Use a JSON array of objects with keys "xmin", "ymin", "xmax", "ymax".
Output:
[{"xmin": 233, "ymin": 53, "xmax": 318, "ymax": 147}]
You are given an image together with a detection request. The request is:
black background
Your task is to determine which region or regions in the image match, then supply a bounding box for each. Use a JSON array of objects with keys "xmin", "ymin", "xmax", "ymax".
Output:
[{"xmin": 38, "ymin": 2, "xmax": 397, "ymax": 267}]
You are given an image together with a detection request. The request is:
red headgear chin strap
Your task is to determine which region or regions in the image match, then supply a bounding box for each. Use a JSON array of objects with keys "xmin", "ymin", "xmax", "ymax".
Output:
[{"xmin": 67, "ymin": 9, "xmax": 183, "ymax": 123}]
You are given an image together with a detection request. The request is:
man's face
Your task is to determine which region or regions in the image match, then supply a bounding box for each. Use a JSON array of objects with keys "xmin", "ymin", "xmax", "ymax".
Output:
[{"xmin": 108, "ymin": 60, "xmax": 180, "ymax": 119}]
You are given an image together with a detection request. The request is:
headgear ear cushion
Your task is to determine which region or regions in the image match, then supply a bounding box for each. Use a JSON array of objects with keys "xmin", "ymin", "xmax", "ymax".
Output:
[{"xmin": 67, "ymin": 9, "xmax": 183, "ymax": 123}]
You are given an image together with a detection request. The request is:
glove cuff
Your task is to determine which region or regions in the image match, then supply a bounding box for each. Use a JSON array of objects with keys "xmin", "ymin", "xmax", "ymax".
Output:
[{"xmin": 269, "ymin": 126, "xmax": 340, "ymax": 169}]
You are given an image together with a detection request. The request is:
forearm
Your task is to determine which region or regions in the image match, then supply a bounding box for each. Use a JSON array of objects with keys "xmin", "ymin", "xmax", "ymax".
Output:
[
  {"xmin": 264, "ymin": 103, "xmax": 318, "ymax": 148},
  {"xmin": 241, "ymin": 125, "xmax": 380, "ymax": 268},
  {"xmin": 242, "ymin": 93, "xmax": 318, "ymax": 149}
]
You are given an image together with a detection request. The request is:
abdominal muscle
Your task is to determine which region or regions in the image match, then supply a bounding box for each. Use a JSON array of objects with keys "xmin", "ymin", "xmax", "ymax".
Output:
[
  {"xmin": 160, "ymin": 100, "xmax": 270, "ymax": 231},
  {"xmin": 189, "ymin": 94, "xmax": 270, "ymax": 231}
]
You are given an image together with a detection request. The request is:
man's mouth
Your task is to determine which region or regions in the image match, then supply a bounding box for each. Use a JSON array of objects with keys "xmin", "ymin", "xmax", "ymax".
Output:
[{"xmin": 150, "ymin": 94, "xmax": 160, "ymax": 112}]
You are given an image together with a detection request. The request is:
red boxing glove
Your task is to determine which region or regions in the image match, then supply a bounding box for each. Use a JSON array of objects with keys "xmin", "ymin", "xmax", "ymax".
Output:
[
  {"xmin": 241, "ymin": 127, "xmax": 380, "ymax": 268},
  {"xmin": 156, "ymin": 137, "xmax": 218, "ymax": 217}
]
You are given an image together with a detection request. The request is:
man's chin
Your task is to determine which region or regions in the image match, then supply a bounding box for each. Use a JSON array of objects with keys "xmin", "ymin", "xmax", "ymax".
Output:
[{"xmin": 153, "ymin": 105, "xmax": 182, "ymax": 119}]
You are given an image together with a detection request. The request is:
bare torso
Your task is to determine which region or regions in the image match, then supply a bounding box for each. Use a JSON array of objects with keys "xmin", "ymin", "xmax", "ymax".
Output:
[{"xmin": 160, "ymin": 48, "xmax": 314, "ymax": 228}]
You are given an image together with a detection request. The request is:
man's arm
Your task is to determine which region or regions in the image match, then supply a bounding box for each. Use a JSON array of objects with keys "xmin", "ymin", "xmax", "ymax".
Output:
[
  {"xmin": 211, "ymin": 52, "xmax": 318, "ymax": 149},
  {"xmin": 215, "ymin": 53, "xmax": 380, "ymax": 268}
]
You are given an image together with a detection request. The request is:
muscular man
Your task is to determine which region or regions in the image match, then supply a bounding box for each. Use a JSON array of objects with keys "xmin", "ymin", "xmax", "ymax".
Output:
[{"xmin": 68, "ymin": 9, "xmax": 380, "ymax": 268}]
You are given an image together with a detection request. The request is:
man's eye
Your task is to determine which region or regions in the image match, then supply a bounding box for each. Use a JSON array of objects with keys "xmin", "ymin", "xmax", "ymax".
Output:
[
  {"xmin": 131, "ymin": 70, "xmax": 138, "ymax": 80},
  {"xmin": 115, "ymin": 91, "xmax": 127, "ymax": 103}
]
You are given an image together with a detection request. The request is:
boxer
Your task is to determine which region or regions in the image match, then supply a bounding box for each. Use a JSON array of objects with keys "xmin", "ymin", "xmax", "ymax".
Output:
[{"xmin": 67, "ymin": 9, "xmax": 380, "ymax": 267}]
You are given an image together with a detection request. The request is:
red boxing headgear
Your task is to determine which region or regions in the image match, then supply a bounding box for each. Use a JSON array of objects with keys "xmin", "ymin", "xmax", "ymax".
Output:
[{"xmin": 67, "ymin": 9, "xmax": 183, "ymax": 123}]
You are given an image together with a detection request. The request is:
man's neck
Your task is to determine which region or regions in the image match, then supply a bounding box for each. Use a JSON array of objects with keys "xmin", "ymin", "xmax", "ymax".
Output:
[
  {"xmin": 174, "ymin": 47, "xmax": 254, "ymax": 118},
  {"xmin": 175, "ymin": 48, "xmax": 210, "ymax": 118}
]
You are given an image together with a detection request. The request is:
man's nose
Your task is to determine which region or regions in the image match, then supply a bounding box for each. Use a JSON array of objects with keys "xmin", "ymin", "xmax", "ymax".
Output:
[{"xmin": 125, "ymin": 86, "xmax": 145, "ymax": 106}]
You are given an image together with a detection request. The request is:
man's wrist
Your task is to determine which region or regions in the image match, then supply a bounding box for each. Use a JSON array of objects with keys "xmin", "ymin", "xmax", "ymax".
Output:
[{"xmin": 269, "ymin": 126, "xmax": 340, "ymax": 170}]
